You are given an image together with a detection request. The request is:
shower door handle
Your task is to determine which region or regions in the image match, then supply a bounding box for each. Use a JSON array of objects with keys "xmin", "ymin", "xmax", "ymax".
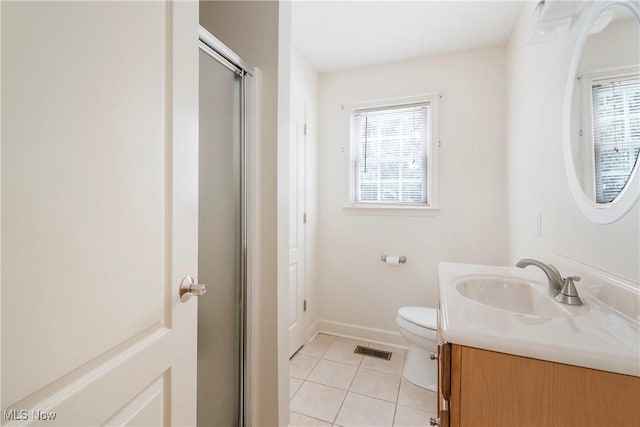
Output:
[{"xmin": 180, "ymin": 276, "xmax": 208, "ymax": 302}]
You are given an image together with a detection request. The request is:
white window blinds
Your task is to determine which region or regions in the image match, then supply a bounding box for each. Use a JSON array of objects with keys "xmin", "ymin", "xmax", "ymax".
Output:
[
  {"xmin": 592, "ymin": 75, "xmax": 640, "ymax": 203},
  {"xmin": 352, "ymin": 103, "xmax": 430, "ymax": 204}
]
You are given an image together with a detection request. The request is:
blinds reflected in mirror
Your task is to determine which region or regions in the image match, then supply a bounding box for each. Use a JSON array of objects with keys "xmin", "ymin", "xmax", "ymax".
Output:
[
  {"xmin": 352, "ymin": 103, "xmax": 430, "ymax": 204},
  {"xmin": 591, "ymin": 75, "xmax": 640, "ymax": 203}
]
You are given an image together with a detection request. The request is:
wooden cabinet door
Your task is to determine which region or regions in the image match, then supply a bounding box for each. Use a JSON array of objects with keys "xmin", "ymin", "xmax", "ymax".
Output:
[{"xmin": 457, "ymin": 346, "xmax": 640, "ymax": 426}]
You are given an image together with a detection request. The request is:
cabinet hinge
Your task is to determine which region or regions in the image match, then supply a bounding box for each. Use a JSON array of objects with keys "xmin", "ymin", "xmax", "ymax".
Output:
[
  {"xmin": 303, "ymin": 300, "xmax": 307, "ymax": 312},
  {"xmin": 303, "ymin": 212, "xmax": 307, "ymax": 224},
  {"xmin": 304, "ymin": 123, "xmax": 307, "ymax": 136}
]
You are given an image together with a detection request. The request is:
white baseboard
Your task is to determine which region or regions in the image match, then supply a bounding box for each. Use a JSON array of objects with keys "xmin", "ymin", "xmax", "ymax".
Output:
[
  {"xmin": 306, "ymin": 318, "xmax": 321, "ymax": 343},
  {"xmin": 309, "ymin": 318, "xmax": 408, "ymax": 349}
]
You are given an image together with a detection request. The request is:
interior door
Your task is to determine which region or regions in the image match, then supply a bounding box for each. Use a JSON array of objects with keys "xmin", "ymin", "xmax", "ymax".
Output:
[
  {"xmin": 1, "ymin": 2, "xmax": 199, "ymax": 426},
  {"xmin": 288, "ymin": 102, "xmax": 307, "ymax": 357}
]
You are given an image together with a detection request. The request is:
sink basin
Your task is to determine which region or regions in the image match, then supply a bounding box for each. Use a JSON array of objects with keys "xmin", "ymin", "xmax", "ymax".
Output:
[
  {"xmin": 455, "ymin": 275, "xmax": 578, "ymax": 318},
  {"xmin": 439, "ymin": 262, "xmax": 638, "ymax": 377}
]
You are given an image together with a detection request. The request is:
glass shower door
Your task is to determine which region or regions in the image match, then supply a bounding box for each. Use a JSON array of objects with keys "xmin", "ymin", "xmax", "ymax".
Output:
[{"xmin": 197, "ymin": 47, "xmax": 242, "ymax": 427}]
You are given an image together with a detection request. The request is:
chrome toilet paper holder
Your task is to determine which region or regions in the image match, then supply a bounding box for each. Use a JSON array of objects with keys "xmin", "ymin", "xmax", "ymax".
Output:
[{"xmin": 381, "ymin": 255, "xmax": 407, "ymax": 263}]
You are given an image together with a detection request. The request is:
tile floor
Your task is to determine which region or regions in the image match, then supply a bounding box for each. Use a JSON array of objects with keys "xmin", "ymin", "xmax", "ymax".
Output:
[{"xmin": 289, "ymin": 334, "xmax": 437, "ymax": 427}]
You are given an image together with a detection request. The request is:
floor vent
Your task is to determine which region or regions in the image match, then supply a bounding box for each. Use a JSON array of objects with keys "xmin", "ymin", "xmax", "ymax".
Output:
[{"xmin": 354, "ymin": 345, "xmax": 392, "ymax": 361}]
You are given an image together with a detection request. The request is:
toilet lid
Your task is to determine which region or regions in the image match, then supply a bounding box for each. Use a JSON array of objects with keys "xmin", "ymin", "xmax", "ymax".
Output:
[{"xmin": 398, "ymin": 307, "xmax": 437, "ymax": 330}]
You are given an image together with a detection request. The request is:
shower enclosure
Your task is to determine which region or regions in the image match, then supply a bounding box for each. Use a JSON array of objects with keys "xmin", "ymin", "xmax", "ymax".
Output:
[{"xmin": 197, "ymin": 27, "xmax": 250, "ymax": 427}]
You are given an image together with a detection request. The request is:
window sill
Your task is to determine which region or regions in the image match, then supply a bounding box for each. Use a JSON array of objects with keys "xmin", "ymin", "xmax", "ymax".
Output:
[{"xmin": 342, "ymin": 204, "xmax": 440, "ymax": 217}]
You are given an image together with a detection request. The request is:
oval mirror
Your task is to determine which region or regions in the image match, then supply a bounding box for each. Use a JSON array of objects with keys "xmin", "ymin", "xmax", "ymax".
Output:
[{"xmin": 565, "ymin": 1, "xmax": 640, "ymax": 223}]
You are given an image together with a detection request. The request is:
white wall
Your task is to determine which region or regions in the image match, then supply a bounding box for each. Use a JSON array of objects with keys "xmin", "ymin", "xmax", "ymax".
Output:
[
  {"xmin": 579, "ymin": 17, "xmax": 640, "ymax": 72},
  {"xmin": 290, "ymin": 48, "xmax": 320, "ymax": 341},
  {"xmin": 506, "ymin": 3, "xmax": 639, "ymax": 283},
  {"xmin": 316, "ymin": 46, "xmax": 509, "ymax": 342},
  {"xmin": 200, "ymin": 2, "xmax": 288, "ymax": 425}
]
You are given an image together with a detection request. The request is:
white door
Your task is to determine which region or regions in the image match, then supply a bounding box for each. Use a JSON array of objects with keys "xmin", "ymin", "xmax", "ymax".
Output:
[
  {"xmin": 1, "ymin": 2, "xmax": 199, "ymax": 426},
  {"xmin": 288, "ymin": 103, "xmax": 307, "ymax": 357}
]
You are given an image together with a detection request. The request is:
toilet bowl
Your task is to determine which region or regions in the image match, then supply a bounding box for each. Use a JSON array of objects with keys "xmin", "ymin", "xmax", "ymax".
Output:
[{"xmin": 396, "ymin": 306, "xmax": 437, "ymax": 391}]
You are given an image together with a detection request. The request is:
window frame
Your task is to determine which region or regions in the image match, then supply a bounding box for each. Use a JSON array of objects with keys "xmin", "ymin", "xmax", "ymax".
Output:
[
  {"xmin": 345, "ymin": 94, "xmax": 440, "ymax": 213},
  {"xmin": 579, "ymin": 67, "xmax": 640, "ymax": 202}
]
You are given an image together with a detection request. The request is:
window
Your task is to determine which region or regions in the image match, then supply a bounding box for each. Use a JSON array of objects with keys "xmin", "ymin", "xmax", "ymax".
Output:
[
  {"xmin": 350, "ymin": 99, "xmax": 437, "ymax": 207},
  {"xmin": 591, "ymin": 74, "xmax": 640, "ymax": 203}
]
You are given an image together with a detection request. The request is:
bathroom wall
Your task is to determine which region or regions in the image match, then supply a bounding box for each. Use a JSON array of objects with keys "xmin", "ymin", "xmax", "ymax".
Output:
[
  {"xmin": 200, "ymin": 2, "xmax": 287, "ymax": 424},
  {"xmin": 289, "ymin": 48, "xmax": 320, "ymax": 341},
  {"xmin": 579, "ymin": 17, "xmax": 639, "ymax": 71},
  {"xmin": 315, "ymin": 46, "xmax": 509, "ymax": 344},
  {"xmin": 506, "ymin": 3, "xmax": 640, "ymax": 284}
]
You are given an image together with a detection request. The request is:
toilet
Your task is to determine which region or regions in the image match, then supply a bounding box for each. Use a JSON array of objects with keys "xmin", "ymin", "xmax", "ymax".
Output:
[{"xmin": 396, "ymin": 306, "xmax": 438, "ymax": 391}]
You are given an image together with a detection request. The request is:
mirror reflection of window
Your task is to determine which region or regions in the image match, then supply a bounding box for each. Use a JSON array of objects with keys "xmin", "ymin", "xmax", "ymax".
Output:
[
  {"xmin": 591, "ymin": 75, "xmax": 640, "ymax": 203},
  {"xmin": 571, "ymin": 3, "xmax": 640, "ymax": 204}
]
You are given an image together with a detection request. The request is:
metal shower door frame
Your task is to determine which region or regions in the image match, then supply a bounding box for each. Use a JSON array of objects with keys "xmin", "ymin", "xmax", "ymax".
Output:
[{"xmin": 198, "ymin": 25, "xmax": 251, "ymax": 427}]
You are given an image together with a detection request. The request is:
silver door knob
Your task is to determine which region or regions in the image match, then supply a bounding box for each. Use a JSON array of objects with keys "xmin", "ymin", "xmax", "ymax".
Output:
[{"xmin": 180, "ymin": 276, "xmax": 207, "ymax": 302}]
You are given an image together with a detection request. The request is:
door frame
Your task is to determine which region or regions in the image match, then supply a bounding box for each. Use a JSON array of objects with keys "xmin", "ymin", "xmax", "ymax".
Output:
[{"xmin": 198, "ymin": 26, "xmax": 258, "ymax": 427}]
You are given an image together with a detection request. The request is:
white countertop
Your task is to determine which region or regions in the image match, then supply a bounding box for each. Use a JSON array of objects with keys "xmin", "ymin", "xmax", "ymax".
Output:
[{"xmin": 438, "ymin": 262, "xmax": 640, "ymax": 377}]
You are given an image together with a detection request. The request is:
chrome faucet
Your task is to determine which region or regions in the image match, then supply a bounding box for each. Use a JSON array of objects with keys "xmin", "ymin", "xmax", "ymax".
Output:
[
  {"xmin": 516, "ymin": 259, "xmax": 564, "ymax": 296},
  {"xmin": 515, "ymin": 258, "xmax": 583, "ymax": 305}
]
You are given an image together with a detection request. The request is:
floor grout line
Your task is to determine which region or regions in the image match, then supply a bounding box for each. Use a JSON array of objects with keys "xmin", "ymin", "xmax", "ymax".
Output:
[
  {"xmin": 301, "ymin": 378, "xmax": 353, "ymax": 392},
  {"xmin": 392, "ymin": 402, "xmax": 398, "ymax": 427},
  {"xmin": 392, "ymin": 367, "xmax": 404, "ymax": 427},
  {"xmin": 330, "ymin": 338, "xmax": 366, "ymax": 425},
  {"xmin": 348, "ymin": 389, "xmax": 400, "ymax": 404},
  {"xmin": 290, "ymin": 409, "xmax": 333, "ymax": 426},
  {"xmin": 316, "ymin": 356, "xmax": 362, "ymax": 369}
]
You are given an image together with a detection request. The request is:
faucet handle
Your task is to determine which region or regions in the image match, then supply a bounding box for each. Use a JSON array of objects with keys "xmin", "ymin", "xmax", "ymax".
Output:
[{"xmin": 555, "ymin": 276, "xmax": 583, "ymax": 306}]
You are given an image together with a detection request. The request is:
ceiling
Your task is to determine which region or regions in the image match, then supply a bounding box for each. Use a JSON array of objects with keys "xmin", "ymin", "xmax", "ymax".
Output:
[{"xmin": 291, "ymin": 1, "xmax": 527, "ymax": 73}]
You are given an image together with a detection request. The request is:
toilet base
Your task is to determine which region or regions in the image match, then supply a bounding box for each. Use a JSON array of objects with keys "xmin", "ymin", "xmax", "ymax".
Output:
[{"xmin": 402, "ymin": 346, "xmax": 437, "ymax": 392}]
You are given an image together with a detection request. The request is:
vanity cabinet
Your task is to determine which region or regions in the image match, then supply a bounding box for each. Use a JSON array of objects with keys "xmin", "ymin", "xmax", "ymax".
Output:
[{"xmin": 436, "ymin": 337, "xmax": 640, "ymax": 427}]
